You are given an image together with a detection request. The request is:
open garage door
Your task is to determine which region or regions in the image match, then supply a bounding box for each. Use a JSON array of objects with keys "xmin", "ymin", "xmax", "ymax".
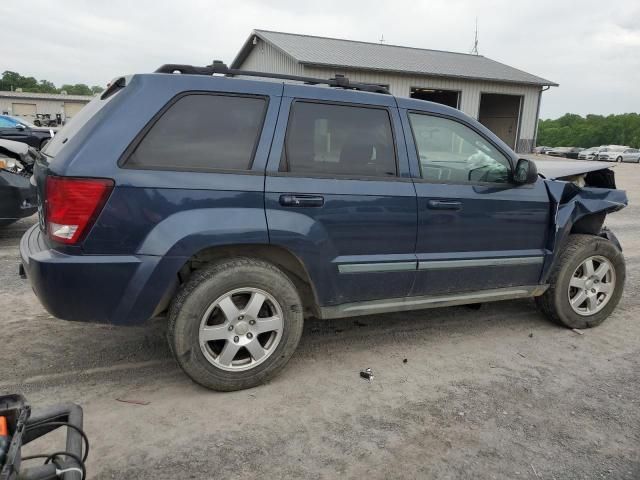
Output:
[
  {"xmin": 478, "ymin": 93, "xmax": 522, "ymax": 150},
  {"xmin": 410, "ymin": 87, "xmax": 459, "ymax": 109},
  {"xmin": 12, "ymin": 103, "xmax": 37, "ymax": 122}
]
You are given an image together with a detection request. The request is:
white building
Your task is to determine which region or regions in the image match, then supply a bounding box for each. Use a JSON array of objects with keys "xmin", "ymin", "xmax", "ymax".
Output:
[
  {"xmin": 0, "ymin": 90, "xmax": 93, "ymax": 124},
  {"xmin": 232, "ymin": 30, "xmax": 557, "ymax": 152}
]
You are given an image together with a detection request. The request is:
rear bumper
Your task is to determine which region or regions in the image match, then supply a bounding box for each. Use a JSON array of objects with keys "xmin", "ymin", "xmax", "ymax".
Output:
[
  {"xmin": 0, "ymin": 171, "xmax": 37, "ymax": 222},
  {"xmin": 20, "ymin": 224, "xmax": 183, "ymax": 325}
]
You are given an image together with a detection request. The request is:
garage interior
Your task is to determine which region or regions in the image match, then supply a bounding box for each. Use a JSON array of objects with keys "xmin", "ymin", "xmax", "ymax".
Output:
[
  {"xmin": 410, "ymin": 87, "xmax": 460, "ymax": 108},
  {"xmin": 478, "ymin": 93, "xmax": 522, "ymax": 149}
]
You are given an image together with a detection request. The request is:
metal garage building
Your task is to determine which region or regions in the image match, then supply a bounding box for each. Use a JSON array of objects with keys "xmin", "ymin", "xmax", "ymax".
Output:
[
  {"xmin": 0, "ymin": 90, "xmax": 93, "ymax": 125},
  {"xmin": 232, "ymin": 30, "xmax": 558, "ymax": 153}
]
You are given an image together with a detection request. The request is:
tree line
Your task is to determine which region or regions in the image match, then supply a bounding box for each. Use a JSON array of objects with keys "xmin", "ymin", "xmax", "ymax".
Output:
[
  {"xmin": 538, "ymin": 113, "xmax": 640, "ymax": 149},
  {"xmin": 0, "ymin": 71, "xmax": 104, "ymax": 96}
]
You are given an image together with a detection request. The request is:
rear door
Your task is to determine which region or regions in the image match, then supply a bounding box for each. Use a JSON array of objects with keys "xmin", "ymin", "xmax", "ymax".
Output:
[
  {"xmin": 265, "ymin": 86, "xmax": 417, "ymax": 307},
  {"xmin": 402, "ymin": 109, "xmax": 550, "ymax": 297}
]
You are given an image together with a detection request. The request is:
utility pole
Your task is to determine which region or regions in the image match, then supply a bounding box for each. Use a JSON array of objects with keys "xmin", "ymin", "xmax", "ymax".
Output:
[{"xmin": 379, "ymin": 34, "xmax": 385, "ymax": 45}]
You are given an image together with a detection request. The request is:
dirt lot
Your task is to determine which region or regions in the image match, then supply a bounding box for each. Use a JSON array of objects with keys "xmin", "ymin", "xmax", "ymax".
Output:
[{"xmin": 1, "ymin": 161, "xmax": 639, "ymax": 479}]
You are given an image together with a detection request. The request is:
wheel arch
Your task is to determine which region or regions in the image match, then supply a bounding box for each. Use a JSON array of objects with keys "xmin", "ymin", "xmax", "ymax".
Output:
[{"xmin": 162, "ymin": 243, "xmax": 321, "ymax": 319}]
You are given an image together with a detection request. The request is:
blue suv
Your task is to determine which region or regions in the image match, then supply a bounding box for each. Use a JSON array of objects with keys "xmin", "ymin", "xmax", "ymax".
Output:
[{"xmin": 20, "ymin": 63, "xmax": 627, "ymax": 391}]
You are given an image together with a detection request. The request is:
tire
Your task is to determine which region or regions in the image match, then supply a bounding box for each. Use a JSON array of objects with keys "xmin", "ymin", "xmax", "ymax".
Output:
[
  {"xmin": 167, "ymin": 257, "xmax": 304, "ymax": 391},
  {"xmin": 616, "ymin": 156, "xmax": 622, "ymax": 163},
  {"xmin": 536, "ymin": 234, "xmax": 625, "ymax": 329}
]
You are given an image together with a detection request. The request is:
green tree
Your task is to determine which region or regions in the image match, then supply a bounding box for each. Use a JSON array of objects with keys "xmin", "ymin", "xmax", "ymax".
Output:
[
  {"xmin": 59, "ymin": 84, "xmax": 93, "ymax": 96},
  {"xmin": 538, "ymin": 113, "xmax": 640, "ymax": 149},
  {"xmin": 1, "ymin": 71, "xmax": 99, "ymax": 95}
]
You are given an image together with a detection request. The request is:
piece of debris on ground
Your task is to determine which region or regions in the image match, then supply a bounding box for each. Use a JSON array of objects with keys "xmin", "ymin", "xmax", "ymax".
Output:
[
  {"xmin": 116, "ymin": 398, "xmax": 150, "ymax": 406},
  {"xmin": 360, "ymin": 368, "xmax": 374, "ymax": 382}
]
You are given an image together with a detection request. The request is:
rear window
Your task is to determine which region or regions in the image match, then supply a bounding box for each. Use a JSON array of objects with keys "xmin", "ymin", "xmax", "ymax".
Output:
[
  {"xmin": 125, "ymin": 94, "xmax": 266, "ymax": 172},
  {"xmin": 43, "ymin": 89, "xmax": 121, "ymax": 157}
]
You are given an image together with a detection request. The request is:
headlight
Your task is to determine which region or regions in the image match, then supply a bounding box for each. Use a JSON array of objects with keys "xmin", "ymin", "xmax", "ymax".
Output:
[{"xmin": 0, "ymin": 158, "xmax": 24, "ymax": 172}]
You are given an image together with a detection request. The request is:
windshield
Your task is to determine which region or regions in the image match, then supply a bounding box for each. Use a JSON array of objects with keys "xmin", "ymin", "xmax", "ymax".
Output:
[{"xmin": 7, "ymin": 115, "xmax": 35, "ymax": 128}]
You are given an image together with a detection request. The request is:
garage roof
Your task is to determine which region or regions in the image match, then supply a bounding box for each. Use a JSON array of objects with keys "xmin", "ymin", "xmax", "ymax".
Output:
[
  {"xmin": 0, "ymin": 91, "xmax": 94, "ymax": 102},
  {"xmin": 232, "ymin": 30, "xmax": 558, "ymax": 87}
]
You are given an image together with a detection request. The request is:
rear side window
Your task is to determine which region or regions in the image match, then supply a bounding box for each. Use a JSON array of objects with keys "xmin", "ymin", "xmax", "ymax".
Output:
[
  {"xmin": 126, "ymin": 94, "xmax": 266, "ymax": 171},
  {"xmin": 282, "ymin": 101, "xmax": 397, "ymax": 177}
]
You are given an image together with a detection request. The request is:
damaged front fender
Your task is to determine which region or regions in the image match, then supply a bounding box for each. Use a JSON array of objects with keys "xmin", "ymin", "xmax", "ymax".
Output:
[{"xmin": 540, "ymin": 179, "xmax": 627, "ymax": 283}]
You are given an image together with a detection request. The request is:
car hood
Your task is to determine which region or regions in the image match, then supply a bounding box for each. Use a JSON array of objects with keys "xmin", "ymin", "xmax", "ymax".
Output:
[
  {"xmin": 0, "ymin": 138, "xmax": 29, "ymax": 156},
  {"xmin": 31, "ymin": 126, "xmax": 59, "ymax": 133},
  {"xmin": 534, "ymin": 159, "xmax": 613, "ymax": 180}
]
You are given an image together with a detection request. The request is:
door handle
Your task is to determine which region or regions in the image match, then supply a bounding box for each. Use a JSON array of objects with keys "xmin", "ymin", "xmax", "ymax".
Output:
[
  {"xmin": 427, "ymin": 200, "xmax": 462, "ymax": 211},
  {"xmin": 279, "ymin": 194, "xmax": 324, "ymax": 207}
]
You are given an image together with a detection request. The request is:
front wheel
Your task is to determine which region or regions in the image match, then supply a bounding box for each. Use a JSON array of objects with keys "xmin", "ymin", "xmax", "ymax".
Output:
[
  {"xmin": 536, "ymin": 234, "xmax": 625, "ymax": 329},
  {"xmin": 616, "ymin": 156, "xmax": 623, "ymax": 163},
  {"xmin": 167, "ymin": 257, "xmax": 304, "ymax": 391}
]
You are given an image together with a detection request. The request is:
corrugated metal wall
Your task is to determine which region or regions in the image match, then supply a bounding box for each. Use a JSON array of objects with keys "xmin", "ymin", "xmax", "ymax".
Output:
[
  {"xmin": 240, "ymin": 39, "xmax": 542, "ymax": 152},
  {"xmin": 0, "ymin": 97, "xmax": 89, "ymax": 122},
  {"xmin": 240, "ymin": 39, "xmax": 304, "ymax": 75}
]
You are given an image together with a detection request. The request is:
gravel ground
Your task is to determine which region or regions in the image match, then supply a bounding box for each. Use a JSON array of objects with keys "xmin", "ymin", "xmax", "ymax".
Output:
[{"xmin": 1, "ymin": 161, "xmax": 639, "ymax": 479}]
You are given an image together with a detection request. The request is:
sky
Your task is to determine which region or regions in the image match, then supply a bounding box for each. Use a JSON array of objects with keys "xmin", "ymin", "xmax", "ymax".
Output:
[{"xmin": 1, "ymin": 0, "xmax": 639, "ymax": 119}]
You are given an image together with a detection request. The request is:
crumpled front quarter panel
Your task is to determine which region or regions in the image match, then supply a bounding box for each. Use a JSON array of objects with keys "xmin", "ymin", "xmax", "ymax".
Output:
[{"xmin": 541, "ymin": 180, "xmax": 628, "ymax": 282}]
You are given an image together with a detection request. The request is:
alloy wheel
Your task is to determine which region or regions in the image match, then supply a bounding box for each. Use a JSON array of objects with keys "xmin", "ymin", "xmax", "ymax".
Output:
[
  {"xmin": 199, "ymin": 287, "xmax": 283, "ymax": 371},
  {"xmin": 567, "ymin": 256, "xmax": 616, "ymax": 316}
]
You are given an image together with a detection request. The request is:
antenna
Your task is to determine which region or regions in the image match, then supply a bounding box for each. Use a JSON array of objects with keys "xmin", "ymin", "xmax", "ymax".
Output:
[
  {"xmin": 379, "ymin": 34, "xmax": 385, "ymax": 45},
  {"xmin": 470, "ymin": 17, "xmax": 479, "ymax": 55}
]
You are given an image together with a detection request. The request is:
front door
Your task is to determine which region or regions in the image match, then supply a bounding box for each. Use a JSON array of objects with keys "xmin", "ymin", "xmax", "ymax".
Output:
[
  {"xmin": 402, "ymin": 110, "xmax": 550, "ymax": 297},
  {"xmin": 264, "ymin": 86, "xmax": 417, "ymax": 307},
  {"xmin": 0, "ymin": 117, "xmax": 30, "ymax": 143}
]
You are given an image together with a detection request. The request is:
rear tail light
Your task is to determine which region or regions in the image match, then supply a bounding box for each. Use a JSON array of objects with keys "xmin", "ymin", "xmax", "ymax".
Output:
[{"xmin": 45, "ymin": 176, "xmax": 114, "ymax": 245}]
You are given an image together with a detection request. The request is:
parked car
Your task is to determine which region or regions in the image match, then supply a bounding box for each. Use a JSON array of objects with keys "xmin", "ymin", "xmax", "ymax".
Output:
[
  {"xmin": 0, "ymin": 115, "xmax": 56, "ymax": 150},
  {"xmin": 617, "ymin": 148, "xmax": 640, "ymax": 163},
  {"xmin": 0, "ymin": 139, "xmax": 37, "ymax": 226},
  {"xmin": 594, "ymin": 146, "xmax": 629, "ymax": 161},
  {"xmin": 578, "ymin": 147, "xmax": 603, "ymax": 160},
  {"xmin": 20, "ymin": 63, "xmax": 628, "ymax": 391},
  {"xmin": 33, "ymin": 113, "xmax": 58, "ymax": 127},
  {"xmin": 534, "ymin": 146, "xmax": 553, "ymax": 154},
  {"xmin": 547, "ymin": 147, "xmax": 583, "ymax": 158}
]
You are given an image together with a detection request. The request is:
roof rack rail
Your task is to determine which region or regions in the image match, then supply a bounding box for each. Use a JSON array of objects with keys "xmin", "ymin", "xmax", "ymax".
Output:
[{"xmin": 154, "ymin": 61, "xmax": 390, "ymax": 95}]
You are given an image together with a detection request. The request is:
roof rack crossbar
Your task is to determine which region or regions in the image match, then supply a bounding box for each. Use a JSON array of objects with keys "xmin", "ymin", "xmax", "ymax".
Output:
[{"xmin": 154, "ymin": 61, "xmax": 390, "ymax": 94}]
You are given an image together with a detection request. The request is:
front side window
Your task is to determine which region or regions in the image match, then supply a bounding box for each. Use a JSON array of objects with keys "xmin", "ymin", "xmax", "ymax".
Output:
[
  {"xmin": 282, "ymin": 101, "xmax": 397, "ymax": 178},
  {"xmin": 409, "ymin": 113, "xmax": 511, "ymax": 184},
  {"xmin": 126, "ymin": 94, "xmax": 266, "ymax": 171}
]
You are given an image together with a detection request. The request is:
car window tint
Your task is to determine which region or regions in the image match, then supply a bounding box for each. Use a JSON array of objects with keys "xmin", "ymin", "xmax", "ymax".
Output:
[
  {"xmin": 282, "ymin": 102, "xmax": 397, "ymax": 177},
  {"xmin": 126, "ymin": 94, "xmax": 266, "ymax": 171},
  {"xmin": 409, "ymin": 113, "xmax": 511, "ymax": 184}
]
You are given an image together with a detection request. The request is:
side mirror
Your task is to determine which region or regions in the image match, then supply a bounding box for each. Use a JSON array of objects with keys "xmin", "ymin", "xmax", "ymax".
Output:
[
  {"xmin": 15, "ymin": 123, "xmax": 25, "ymax": 131},
  {"xmin": 514, "ymin": 158, "xmax": 538, "ymax": 184}
]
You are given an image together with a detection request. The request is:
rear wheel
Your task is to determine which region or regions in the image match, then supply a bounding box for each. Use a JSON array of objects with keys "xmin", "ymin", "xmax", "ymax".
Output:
[
  {"xmin": 536, "ymin": 234, "xmax": 625, "ymax": 329},
  {"xmin": 167, "ymin": 257, "xmax": 304, "ymax": 391}
]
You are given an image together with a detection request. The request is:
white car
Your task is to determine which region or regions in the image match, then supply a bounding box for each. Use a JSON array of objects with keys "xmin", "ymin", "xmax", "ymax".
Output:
[
  {"xmin": 578, "ymin": 147, "xmax": 602, "ymax": 160},
  {"xmin": 595, "ymin": 146, "xmax": 630, "ymax": 162},
  {"xmin": 619, "ymin": 148, "xmax": 640, "ymax": 163}
]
